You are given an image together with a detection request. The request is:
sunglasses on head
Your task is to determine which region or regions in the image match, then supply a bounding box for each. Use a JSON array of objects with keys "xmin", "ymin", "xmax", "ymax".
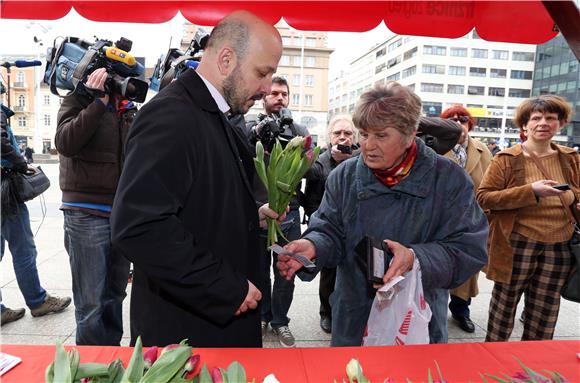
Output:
[{"xmin": 448, "ymin": 116, "xmax": 470, "ymax": 123}]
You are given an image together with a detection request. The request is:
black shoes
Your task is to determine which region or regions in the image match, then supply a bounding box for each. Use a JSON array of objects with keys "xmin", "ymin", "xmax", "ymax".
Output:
[
  {"xmin": 320, "ymin": 316, "xmax": 332, "ymax": 334},
  {"xmin": 452, "ymin": 314, "xmax": 475, "ymax": 333}
]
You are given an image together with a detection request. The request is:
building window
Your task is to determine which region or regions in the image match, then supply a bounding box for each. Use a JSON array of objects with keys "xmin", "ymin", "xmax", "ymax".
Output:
[
  {"xmin": 306, "ymin": 37, "xmax": 316, "ymax": 47},
  {"xmin": 490, "ymin": 68, "xmax": 507, "ymax": 78},
  {"xmin": 407, "ymin": 83, "xmax": 415, "ymax": 91},
  {"xmin": 17, "ymin": 95, "xmax": 25, "ymax": 107},
  {"xmin": 305, "ymin": 75, "xmax": 314, "ymax": 87},
  {"xmin": 388, "ymin": 38, "xmax": 402, "ymax": 52},
  {"xmin": 510, "ymin": 70, "xmax": 533, "ymax": 80},
  {"xmin": 448, "ymin": 66, "xmax": 466, "ymax": 76},
  {"xmin": 469, "ymin": 67, "xmax": 487, "ymax": 77},
  {"xmin": 292, "ymin": 94, "xmax": 300, "ymax": 106},
  {"xmin": 402, "ymin": 65, "xmax": 416, "ymax": 78},
  {"xmin": 18, "ymin": 117, "xmax": 26, "ymax": 127},
  {"xmin": 292, "ymin": 74, "xmax": 301, "ymax": 86},
  {"xmin": 471, "ymin": 49, "xmax": 488, "ymax": 59},
  {"xmin": 420, "ymin": 83, "xmax": 444, "ymax": 93},
  {"xmin": 387, "ymin": 56, "xmax": 401, "ymax": 69},
  {"xmin": 447, "ymin": 84, "xmax": 464, "ymax": 94},
  {"xmin": 282, "ymin": 36, "xmax": 291, "ymax": 45},
  {"xmin": 17, "ymin": 72, "xmax": 25, "ymax": 83},
  {"xmin": 488, "ymin": 87, "xmax": 505, "ymax": 97},
  {"xmin": 492, "ymin": 50, "xmax": 508, "ymax": 60},
  {"xmin": 422, "ymin": 64, "xmax": 445, "ymax": 74},
  {"xmin": 280, "ymin": 55, "xmax": 290, "ymax": 65},
  {"xmin": 423, "ymin": 101, "xmax": 442, "ymax": 116},
  {"xmin": 423, "ymin": 45, "xmax": 446, "ymax": 55},
  {"xmin": 472, "ymin": 30, "xmax": 482, "ymax": 39},
  {"xmin": 450, "ymin": 47, "xmax": 467, "ymax": 57},
  {"xmin": 44, "ymin": 114, "xmax": 51, "ymax": 126},
  {"xmin": 292, "ymin": 56, "xmax": 302, "ymax": 66},
  {"xmin": 508, "ymin": 88, "xmax": 531, "ymax": 98},
  {"xmin": 467, "ymin": 86, "xmax": 485, "ymax": 95},
  {"xmin": 43, "ymin": 95, "xmax": 50, "ymax": 105},
  {"xmin": 403, "ymin": 47, "xmax": 417, "ymax": 60},
  {"xmin": 376, "ymin": 47, "xmax": 386, "ymax": 58},
  {"xmin": 387, "ymin": 72, "xmax": 400, "ymax": 81},
  {"xmin": 512, "ymin": 51, "xmax": 535, "ymax": 61},
  {"xmin": 293, "ymin": 35, "xmax": 302, "ymax": 46},
  {"xmin": 375, "ymin": 63, "xmax": 386, "ymax": 74},
  {"xmin": 304, "ymin": 94, "xmax": 313, "ymax": 106},
  {"xmin": 305, "ymin": 56, "xmax": 316, "ymax": 67}
]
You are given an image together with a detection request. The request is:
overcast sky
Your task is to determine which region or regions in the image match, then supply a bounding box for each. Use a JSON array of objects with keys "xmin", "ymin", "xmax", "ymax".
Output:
[{"xmin": 0, "ymin": 9, "xmax": 392, "ymax": 78}]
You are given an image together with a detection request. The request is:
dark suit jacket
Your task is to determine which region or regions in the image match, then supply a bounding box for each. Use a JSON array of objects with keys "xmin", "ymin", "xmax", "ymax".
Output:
[{"xmin": 111, "ymin": 70, "xmax": 262, "ymax": 347}]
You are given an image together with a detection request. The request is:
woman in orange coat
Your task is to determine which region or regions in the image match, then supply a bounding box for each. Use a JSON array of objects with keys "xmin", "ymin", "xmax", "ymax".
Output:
[{"xmin": 477, "ymin": 95, "xmax": 580, "ymax": 341}]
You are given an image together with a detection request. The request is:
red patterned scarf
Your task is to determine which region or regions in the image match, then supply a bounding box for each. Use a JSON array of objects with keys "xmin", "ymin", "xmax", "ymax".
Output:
[{"xmin": 371, "ymin": 140, "xmax": 418, "ymax": 187}]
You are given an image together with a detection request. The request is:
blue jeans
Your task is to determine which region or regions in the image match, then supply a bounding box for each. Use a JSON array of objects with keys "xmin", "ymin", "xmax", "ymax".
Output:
[
  {"xmin": 1, "ymin": 203, "xmax": 47, "ymax": 311},
  {"xmin": 261, "ymin": 209, "xmax": 301, "ymax": 329},
  {"xmin": 63, "ymin": 210, "xmax": 130, "ymax": 345}
]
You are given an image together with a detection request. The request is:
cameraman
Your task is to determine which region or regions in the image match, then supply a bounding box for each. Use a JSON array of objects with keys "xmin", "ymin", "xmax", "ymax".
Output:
[
  {"xmin": 55, "ymin": 67, "xmax": 135, "ymax": 345},
  {"xmin": 302, "ymin": 115, "xmax": 358, "ymax": 334},
  {"xmin": 246, "ymin": 76, "xmax": 308, "ymax": 347}
]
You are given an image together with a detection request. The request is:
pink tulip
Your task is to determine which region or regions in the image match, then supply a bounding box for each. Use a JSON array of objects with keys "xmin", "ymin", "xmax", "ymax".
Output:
[
  {"xmin": 143, "ymin": 346, "xmax": 158, "ymax": 369},
  {"xmin": 160, "ymin": 343, "xmax": 179, "ymax": 357},
  {"xmin": 211, "ymin": 367, "xmax": 223, "ymax": 383},
  {"xmin": 183, "ymin": 354, "xmax": 201, "ymax": 379},
  {"xmin": 304, "ymin": 135, "xmax": 312, "ymax": 150}
]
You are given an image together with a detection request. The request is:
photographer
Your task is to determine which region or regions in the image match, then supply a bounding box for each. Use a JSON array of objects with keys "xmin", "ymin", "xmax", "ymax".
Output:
[
  {"xmin": 246, "ymin": 76, "xmax": 308, "ymax": 347},
  {"xmin": 302, "ymin": 114, "xmax": 358, "ymax": 334},
  {"xmin": 55, "ymin": 67, "xmax": 136, "ymax": 345}
]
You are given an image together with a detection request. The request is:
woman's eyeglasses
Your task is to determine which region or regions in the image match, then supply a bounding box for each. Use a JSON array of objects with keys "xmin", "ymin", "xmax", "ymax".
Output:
[{"xmin": 448, "ymin": 116, "xmax": 470, "ymax": 123}]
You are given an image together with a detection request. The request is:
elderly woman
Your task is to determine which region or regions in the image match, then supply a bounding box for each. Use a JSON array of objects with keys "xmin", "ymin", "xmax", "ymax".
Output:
[
  {"xmin": 477, "ymin": 95, "xmax": 580, "ymax": 341},
  {"xmin": 441, "ymin": 105, "xmax": 492, "ymax": 333},
  {"xmin": 278, "ymin": 82, "xmax": 488, "ymax": 346}
]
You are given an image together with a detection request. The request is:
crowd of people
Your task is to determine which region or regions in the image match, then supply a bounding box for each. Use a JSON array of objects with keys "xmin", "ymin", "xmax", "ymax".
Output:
[{"xmin": 1, "ymin": 10, "xmax": 577, "ymax": 351}]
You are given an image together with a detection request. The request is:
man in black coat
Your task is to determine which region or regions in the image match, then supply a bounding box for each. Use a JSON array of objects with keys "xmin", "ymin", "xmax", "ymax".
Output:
[{"xmin": 111, "ymin": 11, "xmax": 283, "ymax": 347}]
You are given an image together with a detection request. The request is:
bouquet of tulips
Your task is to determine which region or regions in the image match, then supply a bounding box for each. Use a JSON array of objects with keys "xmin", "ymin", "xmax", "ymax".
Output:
[
  {"xmin": 44, "ymin": 337, "xmax": 280, "ymax": 383},
  {"xmin": 254, "ymin": 136, "xmax": 320, "ymax": 247}
]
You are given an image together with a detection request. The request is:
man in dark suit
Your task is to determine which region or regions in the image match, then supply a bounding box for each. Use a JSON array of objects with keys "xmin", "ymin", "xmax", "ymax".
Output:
[{"xmin": 111, "ymin": 10, "xmax": 283, "ymax": 347}]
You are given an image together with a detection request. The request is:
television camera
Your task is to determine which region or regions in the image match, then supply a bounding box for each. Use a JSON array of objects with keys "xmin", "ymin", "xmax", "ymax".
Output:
[
  {"xmin": 44, "ymin": 36, "xmax": 148, "ymax": 102},
  {"xmin": 249, "ymin": 108, "xmax": 297, "ymax": 152},
  {"xmin": 149, "ymin": 28, "xmax": 210, "ymax": 92}
]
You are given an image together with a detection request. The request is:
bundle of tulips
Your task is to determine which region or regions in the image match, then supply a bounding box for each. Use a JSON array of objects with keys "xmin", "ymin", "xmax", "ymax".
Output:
[
  {"xmin": 44, "ymin": 337, "xmax": 279, "ymax": 383},
  {"xmin": 254, "ymin": 136, "xmax": 320, "ymax": 247}
]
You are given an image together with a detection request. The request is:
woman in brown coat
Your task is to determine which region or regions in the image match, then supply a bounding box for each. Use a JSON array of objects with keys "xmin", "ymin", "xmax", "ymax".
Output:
[
  {"xmin": 441, "ymin": 105, "xmax": 492, "ymax": 333},
  {"xmin": 477, "ymin": 95, "xmax": 580, "ymax": 341}
]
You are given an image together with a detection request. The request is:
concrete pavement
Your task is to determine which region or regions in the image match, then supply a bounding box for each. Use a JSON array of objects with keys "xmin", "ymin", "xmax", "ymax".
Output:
[{"xmin": 1, "ymin": 163, "xmax": 579, "ymax": 347}]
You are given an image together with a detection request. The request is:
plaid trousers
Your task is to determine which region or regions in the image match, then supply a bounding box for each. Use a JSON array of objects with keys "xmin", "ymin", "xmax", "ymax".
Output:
[{"xmin": 486, "ymin": 232, "xmax": 574, "ymax": 342}]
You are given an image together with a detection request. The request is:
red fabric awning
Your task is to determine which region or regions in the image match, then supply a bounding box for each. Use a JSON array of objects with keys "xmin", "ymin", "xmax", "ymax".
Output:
[{"xmin": 1, "ymin": 1, "xmax": 558, "ymax": 44}]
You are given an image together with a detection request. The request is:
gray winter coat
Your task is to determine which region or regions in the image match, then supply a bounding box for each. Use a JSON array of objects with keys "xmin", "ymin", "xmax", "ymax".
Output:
[{"xmin": 299, "ymin": 138, "xmax": 488, "ymax": 346}]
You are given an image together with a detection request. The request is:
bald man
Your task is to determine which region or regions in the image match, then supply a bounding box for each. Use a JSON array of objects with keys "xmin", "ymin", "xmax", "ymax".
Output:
[{"xmin": 111, "ymin": 11, "xmax": 283, "ymax": 347}]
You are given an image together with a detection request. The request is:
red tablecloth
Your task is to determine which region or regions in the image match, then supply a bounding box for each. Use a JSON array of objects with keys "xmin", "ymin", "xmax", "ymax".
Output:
[{"xmin": 2, "ymin": 340, "xmax": 579, "ymax": 382}]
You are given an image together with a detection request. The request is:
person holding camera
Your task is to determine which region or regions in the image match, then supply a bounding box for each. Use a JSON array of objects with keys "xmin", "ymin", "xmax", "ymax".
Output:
[
  {"xmin": 245, "ymin": 76, "xmax": 308, "ymax": 347},
  {"xmin": 276, "ymin": 82, "xmax": 488, "ymax": 346},
  {"xmin": 1, "ymin": 83, "xmax": 71, "ymax": 326},
  {"xmin": 111, "ymin": 11, "xmax": 284, "ymax": 348},
  {"xmin": 55, "ymin": 67, "xmax": 136, "ymax": 345},
  {"xmin": 301, "ymin": 114, "xmax": 358, "ymax": 334}
]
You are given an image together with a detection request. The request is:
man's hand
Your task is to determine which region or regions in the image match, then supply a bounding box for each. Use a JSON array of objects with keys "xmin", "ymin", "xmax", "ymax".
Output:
[
  {"xmin": 330, "ymin": 145, "xmax": 353, "ymax": 163},
  {"xmin": 235, "ymin": 281, "xmax": 262, "ymax": 316},
  {"xmin": 276, "ymin": 239, "xmax": 316, "ymax": 281},
  {"xmin": 373, "ymin": 239, "xmax": 415, "ymax": 288},
  {"xmin": 85, "ymin": 67, "xmax": 109, "ymax": 105},
  {"xmin": 258, "ymin": 203, "xmax": 287, "ymax": 229},
  {"xmin": 531, "ymin": 180, "xmax": 565, "ymax": 198}
]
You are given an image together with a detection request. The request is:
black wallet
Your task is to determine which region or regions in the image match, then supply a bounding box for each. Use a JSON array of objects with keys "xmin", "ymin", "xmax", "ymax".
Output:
[{"xmin": 354, "ymin": 236, "xmax": 394, "ymax": 284}]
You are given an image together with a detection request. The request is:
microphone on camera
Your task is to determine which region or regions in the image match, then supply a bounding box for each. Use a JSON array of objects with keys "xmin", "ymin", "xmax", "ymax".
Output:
[{"xmin": 14, "ymin": 60, "xmax": 43, "ymax": 68}]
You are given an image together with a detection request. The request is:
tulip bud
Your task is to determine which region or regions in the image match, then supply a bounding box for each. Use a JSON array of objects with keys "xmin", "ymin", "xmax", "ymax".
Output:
[
  {"xmin": 160, "ymin": 343, "xmax": 179, "ymax": 357},
  {"xmin": 143, "ymin": 346, "xmax": 158, "ymax": 369},
  {"xmin": 211, "ymin": 367, "xmax": 223, "ymax": 383},
  {"xmin": 346, "ymin": 358, "xmax": 363, "ymax": 381},
  {"xmin": 286, "ymin": 136, "xmax": 304, "ymax": 150},
  {"xmin": 262, "ymin": 373, "xmax": 281, "ymax": 383},
  {"xmin": 304, "ymin": 135, "xmax": 312, "ymax": 150},
  {"xmin": 183, "ymin": 354, "xmax": 201, "ymax": 379}
]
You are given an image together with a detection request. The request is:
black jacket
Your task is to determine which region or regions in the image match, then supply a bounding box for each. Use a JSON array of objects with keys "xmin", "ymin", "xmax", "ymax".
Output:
[
  {"xmin": 55, "ymin": 92, "xmax": 135, "ymax": 205},
  {"xmin": 111, "ymin": 70, "xmax": 262, "ymax": 348},
  {"xmin": 1, "ymin": 104, "xmax": 27, "ymax": 173}
]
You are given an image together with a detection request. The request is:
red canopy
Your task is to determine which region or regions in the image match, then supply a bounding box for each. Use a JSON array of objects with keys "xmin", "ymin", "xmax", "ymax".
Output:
[{"xmin": 1, "ymin": 1, "xmax": 559, "ymax": 44}]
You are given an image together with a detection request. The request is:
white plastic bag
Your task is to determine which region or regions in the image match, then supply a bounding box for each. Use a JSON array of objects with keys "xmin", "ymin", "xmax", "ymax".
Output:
[{"xmin": 362, "ymin": 258, "xmax": 432, "ymax": 346}]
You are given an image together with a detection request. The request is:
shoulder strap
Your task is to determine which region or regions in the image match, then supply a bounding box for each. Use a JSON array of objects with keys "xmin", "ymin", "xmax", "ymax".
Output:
[{"xmin": 521, "ymin": 143, "xmax": 577, "ymax": 226}]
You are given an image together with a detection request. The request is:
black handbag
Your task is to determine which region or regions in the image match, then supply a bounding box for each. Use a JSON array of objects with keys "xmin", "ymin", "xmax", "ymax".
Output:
[{"xmin": 11, "ymin": 166, "xmax": 51, "ymax": 203}]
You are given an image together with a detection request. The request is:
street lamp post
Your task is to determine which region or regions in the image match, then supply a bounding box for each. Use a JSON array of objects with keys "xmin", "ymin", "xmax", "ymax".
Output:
[{"xmin": 33, "ymin": 36, "xmax": 44, "ymax": 154}]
